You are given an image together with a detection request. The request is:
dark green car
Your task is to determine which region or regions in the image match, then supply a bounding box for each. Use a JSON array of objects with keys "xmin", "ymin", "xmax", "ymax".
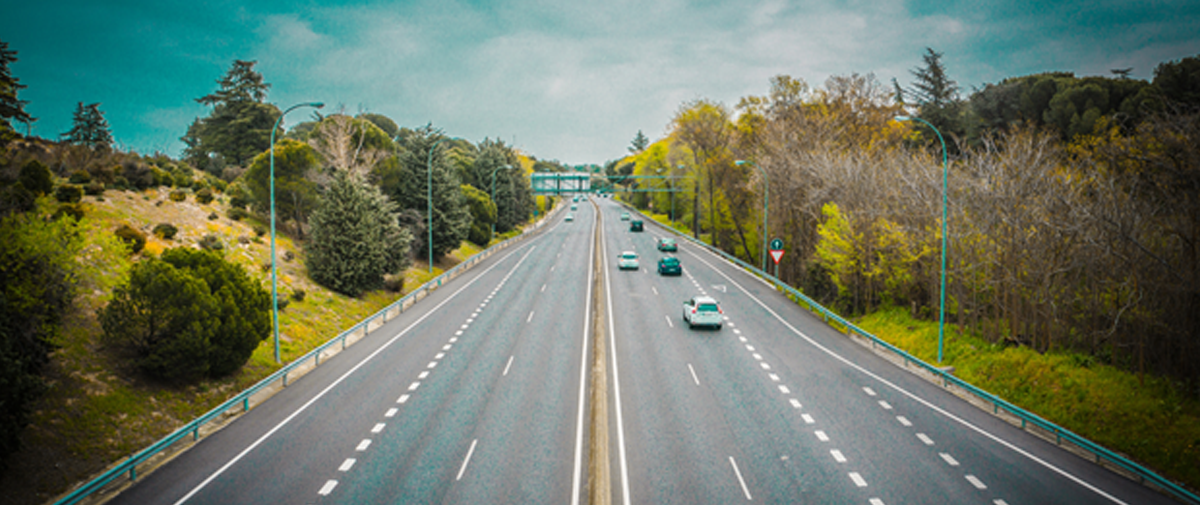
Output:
[
  {"xmin": 657, "ymin": 256, "xmax": 682, "ymax": 276},
  {"xmin": 656, "ymin": 237, "xmax": 677, "ymax": 252},
  {"xmin": 630, "ymin": 220, "xmax": 643, "ymax": 232}
]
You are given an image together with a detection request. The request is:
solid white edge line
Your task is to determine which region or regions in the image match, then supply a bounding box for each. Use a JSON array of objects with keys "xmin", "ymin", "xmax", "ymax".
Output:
[
  {"xmin": 729, "ymin": 456, "xmax": 753, "ymax": 501},
  {"xmin": 683, "ymin": 250, "xmax": 1132, "ymax": 505},
  {"xmin": 456, "ymin": 439, "xmax": 478, "ymax": 481},
  {"xmin": 570, "ymin": 204, "xmax": 596, "ymax": 505},
  {"xmin": 171, "ymin": 240, "xmax": 541, "ymax": 505},
  {"xmin": 603, "ymin": 206, "xmax": 633, "ymax": 505}
]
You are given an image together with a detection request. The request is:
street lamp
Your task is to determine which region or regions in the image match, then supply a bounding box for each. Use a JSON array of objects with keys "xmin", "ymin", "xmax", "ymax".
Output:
[
  {"xmin": 734, "ymin": 159, "xmax": 769, "ymax": 273},
  {"xmin": 426, "ymin": 136, "xmax": 462, "ymax": 273},
  {"xmin": 895, "ymin": 115, "xmax": 949, "ymax": 364},
  {"xmin": 490, "ymin": 164, "xmax": 516, "ymax": 239},
  {"xmin": 271, "ymin": 101, "xmax": 324, "ymax": 364}
]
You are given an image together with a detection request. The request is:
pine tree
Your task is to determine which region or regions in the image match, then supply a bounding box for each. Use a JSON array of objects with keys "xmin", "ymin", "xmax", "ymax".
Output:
[
  {"xmin": 389, "ymin": 126, "xmax": 472, "ymax": 260},
  {"xmin": 909, "ymin": 47, "xmax": 959, "ymax": 108},
  {"xmin": 307, "ymin": 172, "xmax": 412, "ymax": 297},
  {"xmin": 630, "ymin": 129, "xmax": 649, "ymax": 153},
  {"xmin": 182, "ymin": 60, "xmax": 280, "ymax": 171},
  {"xmin": 61, "ymin": 102, "xmax": 113, "ymax": 150},
  {"xmin": 0, "ymin": 40, "xmax": 34, "ymax": 137}
]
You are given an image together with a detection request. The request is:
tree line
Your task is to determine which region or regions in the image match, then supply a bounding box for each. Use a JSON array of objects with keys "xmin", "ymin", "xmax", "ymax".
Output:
[{"xmin": 615, "ymin": 49, "xmax": 1200, "ymax": 392}]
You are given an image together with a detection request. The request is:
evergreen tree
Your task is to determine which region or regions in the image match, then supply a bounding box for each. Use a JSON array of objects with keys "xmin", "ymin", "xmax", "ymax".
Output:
[
  {"xmin": 908, "ymin": 47, "xmax": 965, "ymax": 147},
  {"xmin": 307, "ymin": 172, "xmax": 412, "ymax": 297},
  {"xmin": 388, "ymin": 125, "xmax": 471, "ymax": 260},
  {"xmin": 242, "ymin": 139, "xmax": 321, "ymax": 234},
  {"xmin": 630, "ymin": 129, "xmax": 649, "ymax": 153},
  {"xmin": 0, "ymin": 40, "xmax": 33, "ymax": 139},
  {"xmin": 61, "ymin": 102, "xmax": 113, "ymax": 150},
  {"xmin": 182, "ymin": 60, "xmax": 281, "ymax": 172},
  {"xmin": 460, "ymin": 184, "xmax": 496, "ymax": 246}
]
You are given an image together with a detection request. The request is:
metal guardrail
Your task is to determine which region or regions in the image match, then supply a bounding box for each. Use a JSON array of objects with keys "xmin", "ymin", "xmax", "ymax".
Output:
[
  {"xmin": 54, "ymin": 204, "xmax": 561, "ymax": 505},
  {"xmin": 620, "ymin": 202, "xmax": 1200, "ymax": 505}
]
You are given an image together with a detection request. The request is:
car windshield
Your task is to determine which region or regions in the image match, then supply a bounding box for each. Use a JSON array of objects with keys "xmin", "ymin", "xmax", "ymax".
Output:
[
  {"xmin": 622, "ymin": 253, "xmax": 637, "ymax": 259},
  {"xmin": 662, "ymin": 239, "xmax": 675, "ymax": 245},
  {"xmin": 661, "ymin": 258, "xmax": 678, "ymax": 265},
  {"xmin": 697, "ymin": 303, "xmax": 719, "ymax": 312}
]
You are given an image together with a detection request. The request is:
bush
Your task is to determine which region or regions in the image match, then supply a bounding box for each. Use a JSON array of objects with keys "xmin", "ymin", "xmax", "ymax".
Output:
[
  {"xmin": 84, "ymin": 182, "xmax": 104, "ymax": 196},
  {"xmin": 114, "ymin": 224, "xmax": 146, "ymax": 254},
  {"xmin": 0, "ymin": 182, "xmax": 36, "ymax": 216},
  {"xmin": 237, "ymin": 235, "xmax": 250, "ymax": 245},
  {"xmin": 68, "ymin": 170, "xmax": 92, "ymax": 184},
  {"xmin": 52, "ymin": 204, "xmax": 85, "ymax": 222},
  {"xmin": 291, "ymin": 289, "xmax": 306, "ymax": 302},
  {"xmin": 207, "ymin": 212, "xmax": 218, "ymax": 221},
  {"xmin": 151, "ymin": 167, "xmax": 174, "ymax": 188},
  {"xmin": 253, "ymin": 226, "xmax": 266, "ymax": 237},
  {"xmin": 100, "ymin": 248, "xmax": 271, "ymax": 382},
  {"xmin": 227, "ymin": 207, "xmax": 248, "ymax": 221},
  {"xmin": 283, "ymin": 250, "xmax": 294, "ymax": 262},
  {"xmin": 152, "ymin": 223, "xmax": 178, "ymax": 240},
  {"xmin": 168, "ymin": 189, "xmax": 186, "ymax": 202},
  {"xmin": 307, "ymin": 173, "xmax": 412, "ymax": 297},
  {"xmin": 196, "ymin": 187, "xmax": 214, "ymax": 204},
  {"xmin": 198, "ymin": 234, "xmax": 223, "ymax": 251},
  {"xmin": 54, "ymin": 184, "xmax": 83, "ymax": 203},
  {"xmin": 17, "ymin": 160, "xmax": 53, "ymax": 196},
  {"xmin": 113, "ymin": 175, "xmax": 130, "ymax": 190}
]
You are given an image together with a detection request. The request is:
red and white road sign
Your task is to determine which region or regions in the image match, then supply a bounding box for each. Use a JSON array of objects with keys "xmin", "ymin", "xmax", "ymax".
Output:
[{"xmin": 769, "ymin": 249, "xmax": 784, "ymax": 264}]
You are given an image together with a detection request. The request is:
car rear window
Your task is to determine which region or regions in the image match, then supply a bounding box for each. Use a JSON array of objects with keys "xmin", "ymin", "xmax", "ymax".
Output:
[
  {"xmin": 661, "ymin": 258, "xmax": 678, "ymax": 265},
  {"xmin": 697, "ymin": 303, "xmax": 718, "ymax": 312},
  {"xmin": 622, "ymin": 253, "xmax": 637, "ymax": 259}
]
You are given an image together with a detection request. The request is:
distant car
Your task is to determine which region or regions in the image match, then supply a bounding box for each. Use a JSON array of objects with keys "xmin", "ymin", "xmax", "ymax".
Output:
[
  {"xmin": 571, "ymin": 204, "xmax": 577, "ymax": 211},
  {"xmin": 630, "ymin": 220, "xmax": 643, "ymax": 232},
  {"xmin": 657, "ymin": 256, "xmax": 682, "ymax": 276},
  {"xmin": 565, "ymin": 213, "xmax": 574, "ymax": 222},
  {"xmin": 574, "ymin": 196, "xmax": 580, "ymax": 202},
  {"xmin": 618, "ymin": 251, "xmax": 639, "ymax": 270},
  {"xmin": 620, "ymin": 212, "xmax": 631, "ymax": 221},
  {"xmin": 656, "ymin": 237, "xmax": 677, "ymax": 252},
  {"xmin": 682, "ymin": 296, "xmax": 723, "ymax": 329}
]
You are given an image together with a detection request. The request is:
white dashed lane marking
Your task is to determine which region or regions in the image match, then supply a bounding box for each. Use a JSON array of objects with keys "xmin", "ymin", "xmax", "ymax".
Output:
[
  {"xmin": 407, "ymin": 382, "xmax": 420, "ymax": 391},
  {"xmin": 503, "ymin": 355, "xmax": 514, "ymax": 376},
  {"xmin": 802, "ymin": 414, "xmax": 815, "ymax": 424},
  {"xmin": 849, "ymin": 472, "xmax": 868, "ymax": 487},
  {"xmin": 665, "ymin": 315, "xmax": 673, "ymax": 328},
  {"xmin": 789, "ymin": 399, "xmax": 802, "ymax": 409},
  {"xmin": 687, "ymin": 364, "xmax": 700, "ymax": 386},
  {"xmin": 917, "ymin": 433, "xmax": 934, "ymax": 445},
  {"xmin": 397, "ymin": 394, "xmax": 409, "ymax": 404},
  {"xmin": 338, "ymin": 458, "xmax": 355, "ymax": 472},
  {"xmin": 385, "ymin": 408, "xmax": 397, "ymax": 418},
  {"xmin": 417, "ymin": 371, "xmax": 429, "ymax": 379},
  {"xmin": 878, "ymin": 400, "xmax": 892, "ymax": 410},
  {"xmin": 831, "ymin": 449, "xmax": 847, "ymax": 463},
  {"xmin": 966, "ymin": 475, "xmax": 988, "ymax": 490},
  {"xmin": 371, "ymin": 423, "xmax": 385, "ymax": 434},
  {"xmin": 897, "ymin": 416, "xmax": 912, "ymax": 427},
  {"xmin": 939, "ymin": 453, "xmax": 960, "ymax": 466},
  {"xmin": 863, "ymin": 386, "xmax": 876, "ymax": 396},
  {"xmin": 356, "ymin": 439, "xmax": 371, "ymax": 451},
  {"xmin": 778, "ymin": 385, "xmax": 790, "ymax": 394},
  {"xmin": 815, "ymin": 430, "xmax": 829, "ymax": 442},
  {"xmin": 318, "ymin": 480, "xmax": 337, "ymax": 496}
]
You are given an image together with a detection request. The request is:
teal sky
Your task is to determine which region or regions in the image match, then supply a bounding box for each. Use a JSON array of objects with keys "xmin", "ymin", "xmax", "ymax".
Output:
[{"xmin": 4, "ymin": 0, "xmax": 1198, "ymax": 164}]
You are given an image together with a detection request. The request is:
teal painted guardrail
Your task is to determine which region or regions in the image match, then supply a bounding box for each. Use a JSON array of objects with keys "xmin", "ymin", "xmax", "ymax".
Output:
[
  {"xmin": 622, "ymin": 202, "xmax": 1200, "ymax": 505},
  {"xmin": 54, "ymin": 204, "xmax": 561, "ymax": 505}
]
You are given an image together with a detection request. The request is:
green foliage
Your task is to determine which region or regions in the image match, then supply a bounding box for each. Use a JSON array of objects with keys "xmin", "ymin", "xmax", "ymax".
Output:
[
  {"xmin": 114, "ymin": 224, "xmax": 146, "ymax": 254},
  {"xmin": 196, "ymin": 187, "xmax": 214, "ymax": 204},
  {"xmin": 291, "ymin": 289, "xmax": 306, "ymax": 302},
  {"xmin": 120, "ymin": 160, "xmax": 155, "ymax": 190},
  {"xmin": 18, "ymin": 160, "xmax": 52, "ymax": 196},
  {"xmin": 461, "ymin": 184, "xmax": 496, "ymax": 246},
  {"xmin": 386, "ymin": 126, "xmax": 471, "ymax": 259},
  {"xmin": 100, "ymin": 247, "xmax": 271, "ymax": 382},
  {"xmin": 814, "ymin": 202, "xmax": 858, "ymax": 299},
  {"xmin": 152, "ymin": 223, "xmax": 177, "ymax": 240},
  {"xmin": 52, "ymin": 203, "xmax": 84, "ymax": 221},
  {"xmin": 0, "ymin": 181, "xmax": 35, "ymax": 216},
  {"xmin": 0, "ymin": 214, "xmax": 82, "ymax": 463},
  {"xmin": 1153, "ymin": 54, "xmax": 1200, "ymax": 109},
  {"xmin": 68, "ymin": 170, "xmax": 91, "ymax": 184},
  {"xmin": 181, "ymin": 60, "xmax": 280, "ymax": 172},
  {"xmin": 308, "ymin": 172, "xmax": 412, "ymax": 297},
  {"xmin": 169, "ymin": 189, "xmax": 186, "ymax": 202},
  {"xmin": 226, "ymin": 181, "xmax": 252, "ymax": 209},
  {"xmin": 54, "ymin": 184, "xmax": 83, "ymax": 203},
  {"xmin": 243, "ymin": 138, "xmax": 320, "ymax": 227},
  {"xmin": 630, "ymin": 129, "xmax": 650, "ymax": 153},
  {"xmin": 227, "ymin": 207, "xmax": 248, "ymax": 221},
  {"xmin": 0, "ymin": 40, "xmax": 35, "ymax": 131},
  {"xmin": 198, "ymin": 234, "xmax": 223, "ymax": 251},
  {"xmin": 357, "ymin": 113, "xmax": 399, "ymax": 138},
  {"xmin": 60, "ymin": 102, "xmax": 113, "ymax": 151},
  {"xmin": 84, "ymin": 182, "xmax": 104, "ymax": 196}
]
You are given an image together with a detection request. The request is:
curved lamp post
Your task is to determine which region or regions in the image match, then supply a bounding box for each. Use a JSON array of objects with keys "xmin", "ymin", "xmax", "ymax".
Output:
[
  {"xmin": 896, "ymin": 115, "xmax": 948, "ymax": 364},
  {"xmin": 734, "ymin": 159, "xmax": 769, "ymax": 273},
  {"xmin": 490, "ymin": 164, "xmax": 516, "ymax": 239},
  {"xmin": 271, "ymin": 101, "xmax": 324, "ymax": 364},
  {"xmin": 426, "ymin": 137, "xmax": 462, "ymax": 273}
]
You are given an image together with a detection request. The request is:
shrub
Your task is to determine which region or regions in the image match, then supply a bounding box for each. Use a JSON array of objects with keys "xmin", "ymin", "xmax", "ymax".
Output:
[
  {"xmin": 99, "ymin": 248, "xmax": 271, "ymax": 382},
  {"xmin": 17, "ymin": 160, "xmax": 53, "ymax": 196},
  {"xmin": 113, "ymin": 175, "xmax": 130, "ymax": 190},
  {"xmin": 276, "ymin": 297, "xmax": 290, "ymax": 312},
  {"xmin": 237, "ymin": 235, "xmax": 250, "ymax": 244},
  {"xmin": 383, "ymin": 276, "xmax": 404, "ymax": 293},
  {"xmin": 291, "ymin": 289, "xmax": 306, "ymax": 302},
  {"xmin": 114, "ymin": 224, "xmax": 146, "ymax": 254},
  {"xmin": 169, "ymin": 189, "xmax": 186, "ymax": 202},
  {"xmin": 253, "ymin": 226, "xmax": 266, "ymax": 237},
  {"xmin": 151, "ymin": 167, "xmax": 174, "ymax": 188},
  {"xmin": 84, "ymin": 182, "xmax": 104, "ymax": 196},
  {"xmin": 196, "ymin": 187, "xmax": 214, "ymax": 204},
  {"xmin": 307, "ymin": 173, "xmax": 412, "ymax": 297},
  {"xmin": 152, "ymin": 223, "xmax": 178, "ymax": 240},
  {"xmin": 0, "ymin": 182, "xmax": 36, "ymax": 216},
  {"xmin": 54, "ymin": 184, "xmax": 83, "ymax": 203},
  {"xmin": 52, "ymin": 204, "xmax": 84, "ymax": 222},
  {"xmin": 227, "ymin": 207, "xmax": 248, "ymax": 221},
  {"xmin": 198, "ymin": 234, "xmax": 223, "ymax": 251},
  {"xmin": 283, "ymin": 250, "xmax": 294, "ymax": 262},
  {"xmin": 207, "ymin": 212, "xmax": 218, "ymax": 221},
  {"xmin": 68, "ymin": 170, "xmax": 92, "ymax": 184}
]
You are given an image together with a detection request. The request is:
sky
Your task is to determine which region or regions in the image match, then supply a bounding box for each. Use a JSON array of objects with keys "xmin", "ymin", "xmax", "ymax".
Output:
[{"xmin": 3, "ymin": 0, "xmax": 1199, "ymax": 165}]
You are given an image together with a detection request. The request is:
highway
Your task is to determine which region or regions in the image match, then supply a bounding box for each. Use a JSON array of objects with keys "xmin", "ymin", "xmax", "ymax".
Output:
[
  {"xmin": 594, "ymin": 196, "xmax": 1175, "ymax": 505},
  {"xmin": 106, "ymin": 195, "xmax": 1177, "ymax": 505}
]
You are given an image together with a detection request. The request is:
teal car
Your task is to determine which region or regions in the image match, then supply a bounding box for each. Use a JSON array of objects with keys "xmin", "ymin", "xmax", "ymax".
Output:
[
  {"xmin": 565, "ymin": 213, "xmax": 574, "ymax": 222},
  {"xmin": 657, "ymin": 256, "xmax": 682, "ymax": 276},
  {"xmin": 657, "ymin": 237, "xmax": 677, "ymax": 252},
  {"xmin": 620, "ymin": 212, "xmax": 631, "ymax": 221}
]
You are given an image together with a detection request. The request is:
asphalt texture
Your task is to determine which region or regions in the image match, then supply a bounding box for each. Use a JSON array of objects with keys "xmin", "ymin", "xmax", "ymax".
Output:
[{"xmin": 595, "ymin": 197, "xmax": 1176, "ymax": 505}]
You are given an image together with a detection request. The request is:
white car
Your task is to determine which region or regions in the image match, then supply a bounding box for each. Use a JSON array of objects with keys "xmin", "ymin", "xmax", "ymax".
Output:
[
  {"xmin": 618, "ymin": 251, "xmax": 639, "ymax": 270},
  {"xmin": 682, "ymin": 296, "xmax": 723, "ymax": 329},
  {"xmin": 565, "ymin": 213, "xmax": 574, "ymax": 222}
]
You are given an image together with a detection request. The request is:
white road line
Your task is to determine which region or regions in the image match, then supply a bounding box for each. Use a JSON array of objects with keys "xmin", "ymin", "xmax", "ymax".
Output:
[
  {"xmin": 602, "ymin": 214, "xmax": 632, "ymax": 505},
  {"xmin": 939, "ymin": 453, "xmax": 960, "ymax": 466},
  {"xmin": 769, "ymin": 373, "xmax": 780, "ymax": 382},
  {"xmin": 878, "ymin": 400, "xmax": 892, "ymax": 410},
  {"xmin": 371, "ymin": 423, "xmax": 385, "ymax": 434},
  {"xmin": 870, "ymin": 498, "xmax": 886, "ymax": 505},
  {"xmin": 443, "ymin": 344, "xmax": 452, "ymax": 351},
  {"xmin": 897, "ymin": 416, "xmax": 912, "ymax": 427},
  {"xmin": 789, "ymin": 399, "xmax": 802, "ymax": 409},
  {"xmin": 356, "ymin": 439, "xmax": 371, "ymax": 451},
  {"xmin": 527, "ymin": 311, "xmax": 535, "ymax": 323},
  {"xmin": 746, "ymin": 345, "xmax": 756, "ymax": 351},
  {"xmin": 917, "ymin": 433, "xmax": 934, "ymax": 445},
  {"xmin": 541, "ymin": 283, "xmax": 547, "ymax": 292},
  {"xmin": 435, "ymin": 352, "xmax": 445, "ymax": 359},
  {"xmin": 687, "ymin": 363, "xmax": 700, "ymax": 386},
  {"xmin": 461, "ymin": 324, "xmax": 469, "ymax": 330},
  {"xmin": 665, "ymin": 315, "xmax": 673, "ymax": 328},
  {"xmin": 466, "ymin": 318, "xmax": 474, "ymax": 324},
  {"xmin": 966, "ymin": 475, "xmax": 988, "ymax": 489},
  {"xmin": 753, "ymin": 353, "xmax": 763, "ymax": 361},
  {"xmin": 503, "ymin": 355, "xmax": 514, "ymax": 376},
  {"xmin": 570, "ymin": 207, "xmax": 597, "ymax": 505},
  {"xmin": 318, "ymin": 480, "xmax": 337, "ymax": 496},
  {"xmin": 681, "ymin": 250, "xmax": 1133, "ymax": 505},
  {"xmin": 729, "ymin": 457, "xmax": 753, "ymax": 501},
  {"xmin": 831, "ymin": 449, "xmax": 847, "ymax": 463},
  {"xmin": 456, "ymin": 439, "xmax": 478, "ymax": 481},
  {"xmin": 417, "ymin": 371, "xmax": 429, "ymax": 379},
  {"xmin": 397, "ymin": 394, "xmax": 410, "ymax": 404},
  {"xmin": 338, "ymin": 458, "xmax": 355, "ymax": 471},
  {"xmin": 385, "ymin": 408, "xmax": 397, "ymax": 418},
  {"xmin": 994, "ymin": 500, "xmax": 1010, "ymax": 505},
  {"xmin": 652, "ymin": 286, "xmax": 658, "ymax": 295},
  {"xmin": 455, "ymin": 330, "xmax": 464, "ymax": 336},
  {"xmin": 802, "ymin": 414, "xmax": 815, "ymax": 424},
  {"xmin": 407, "ymin": 382, "xmax": 420, "ymax": 391},
  {"xmin": 449, "ymin": 337, "xmax": 458, "ymax": 343},
  {"xmin": 778, "ymin": 385, "xmax": 790, "ymax": 394},
  {"xmin": 863, "ymin": 387, "xmax": 876, "ymax": 396},
  {"xmin": 760, "ymin": 362, "xmax": 771, "ymax": 370},
  {"xmin": 733, "ymin": 328, "xmax": 741, "ymax": 334},
  {"xmin": 738, "ymin": 336, "xmax": 747, "ymax": 343},
  {"xmin": 849, "ymin": 472, "xmax": 868, "ymax": 487},
  {"xmin": 815, "ymin": 430, "xmax": 829, "ymax": 442}
]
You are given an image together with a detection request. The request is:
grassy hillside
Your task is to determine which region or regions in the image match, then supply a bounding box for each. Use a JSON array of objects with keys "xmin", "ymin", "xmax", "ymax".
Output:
[{"xmin": 2, "ymin": 187, "xmax": 488, "ymax": 505}]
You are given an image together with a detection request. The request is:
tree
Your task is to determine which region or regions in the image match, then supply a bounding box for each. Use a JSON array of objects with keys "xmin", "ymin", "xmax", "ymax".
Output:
[
  {"xmin": 630, "ymin": 130, "xmax": 649, "ymax": 153},
  {"xmin": 358, "ymin": 113, "xmax": 399, "ymax": 139},
  {"xmin": 909, "ymin": 47, "xmax": 965, "ymax": 146},
  {"xmin": 17, "ymin": 159, "xmax": 52, "ymax": 196},
  {"xmin": 61, "ymin": 102, "xmax": 113, "ymax": 151},
  {"xmin": 182, "ymin": 60, "xmax": 281, "ymax": 172},
  {"xmin": 460, "ymin": 184, "xmax": 496, "ymax": 246},
  {"xmin": 387, "ymin": 125, "xmax": 471, "ymax": 260},
  {"xmin": 101, "ymin": 248, "xmax": 270, "ymax": 382},
  {"xmin": 307, "ymin": 172, "xmax": 412, "ymax": 297},
  {"xmin": 0, "ymin": 40, "xmax": 33, "ymax": 141},
  {"xmin": 308, "ymin": 113, "xmax": 393, "ymax": 180},
  {"xmin": 1153, "ymin": 54, "xmax": 1200, "ymax": 110},
  {"xmin": 243, "ymin": 139, "xmax": 321, "ymax": 235}
]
